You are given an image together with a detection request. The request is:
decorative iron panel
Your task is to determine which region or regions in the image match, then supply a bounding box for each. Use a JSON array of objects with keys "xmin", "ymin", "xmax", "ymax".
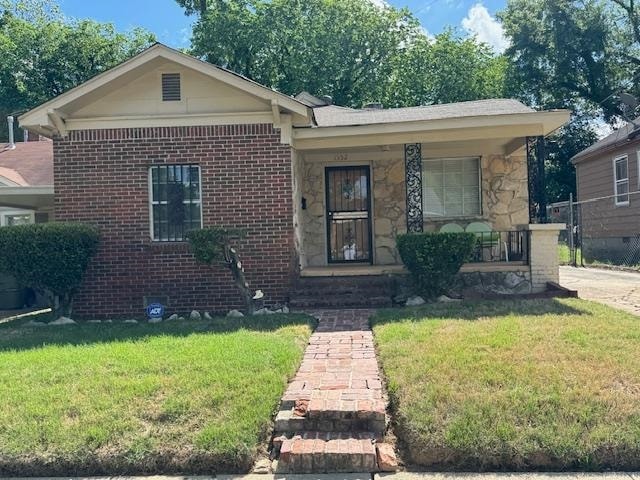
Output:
[
  {"xmin": 526, "ymin": 136, "xmax": 548, "ymax": 223},
  {"xmin": 325, "ymin": 166, "xmax": 373, "ymax": 264},
  {"xmin": 404, "ymin": 143, "xmax": 424, "ymax": 232}
]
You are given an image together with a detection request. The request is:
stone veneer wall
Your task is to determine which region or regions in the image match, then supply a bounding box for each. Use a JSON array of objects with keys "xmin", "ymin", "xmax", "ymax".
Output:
[
  {"xmin": 299, "ymin": 151, "xmax": 529, "ymax": 267},
  {"xmin": 482, "ymin": 154, "xmax": 529, "ymax": 230},
  {"xmin": 300, "ymin": 160, "xmax": 326, "ymax": 266},
  {"xmin": 372, "ymin": 157, "xmax": 406, "ymax": 264}
]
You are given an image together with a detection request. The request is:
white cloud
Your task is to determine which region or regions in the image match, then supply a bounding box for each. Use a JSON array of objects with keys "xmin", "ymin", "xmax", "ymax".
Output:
[{"xmin": 461, "ymin": 3, "xmax": 509, "ymax": 53}]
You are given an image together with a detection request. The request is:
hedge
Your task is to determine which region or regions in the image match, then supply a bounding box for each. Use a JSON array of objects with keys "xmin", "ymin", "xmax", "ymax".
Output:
[
  {"xmin": 396, "ymin": 232, "xmax": 476, "ymax": 298},
  {"xmin": 0, "ymin": 222, "xmax": 100, "ymax": 317}
]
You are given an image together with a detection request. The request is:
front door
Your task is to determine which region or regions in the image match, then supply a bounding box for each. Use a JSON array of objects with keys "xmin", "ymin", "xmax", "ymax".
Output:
[{"xmin": 325, "ymin": 166, "xmax": 373, "ymax": 263}]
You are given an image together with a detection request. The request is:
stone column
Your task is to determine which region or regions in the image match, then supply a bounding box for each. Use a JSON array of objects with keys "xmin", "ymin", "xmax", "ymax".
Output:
[{"xmin": 522, "ymin": 223, "xmax": 565, "ymax": 292}]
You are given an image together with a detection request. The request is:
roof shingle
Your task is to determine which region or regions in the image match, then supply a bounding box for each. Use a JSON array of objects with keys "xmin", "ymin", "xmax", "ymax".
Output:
[
  {"xmin": 0, "ymin": 140, "xmax": 54, "ymax": 186},
  {"xmin": 311, "ymin": 99, "xmax": 535, "ymax": 127}
]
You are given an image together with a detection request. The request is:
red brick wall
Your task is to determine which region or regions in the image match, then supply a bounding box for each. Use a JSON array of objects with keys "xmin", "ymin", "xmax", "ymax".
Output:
[{"xmin": 53, "ymin": 124, "xmax": 295, "ymax": 318}]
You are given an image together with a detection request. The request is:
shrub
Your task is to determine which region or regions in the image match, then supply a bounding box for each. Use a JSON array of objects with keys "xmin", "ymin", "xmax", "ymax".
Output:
[
  {"xmin": 0, "ymin": 223, "xmax": 100, "ymax": 317},
  {"xmin": 186, "ymin": 227, "xmax": 256, "ymax": 313},
  {"xmin": 396, "ymin": 232, "xmax": 476, "ymax": 298}
]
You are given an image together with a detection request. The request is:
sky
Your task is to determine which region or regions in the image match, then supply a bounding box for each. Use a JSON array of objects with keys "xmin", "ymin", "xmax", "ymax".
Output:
[{"xmin": 57, "ymin": 0, "xmax": 509, "ymax": 52}]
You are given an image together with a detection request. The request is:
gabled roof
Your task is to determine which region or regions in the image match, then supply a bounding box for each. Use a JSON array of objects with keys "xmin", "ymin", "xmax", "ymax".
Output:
[
  {"xmin": 0, "ymin": 140, "xmax": 53, "ymax": 186},
  {"xmin": 20, "ymin": 43, "xmax": 310, "ymax": 134},
  {"xmin": 571, "ymin": 119, "xmax": 640, "ymax": 164},
  {"xmin": 311, "ymin": 99, "xmax": 536, "ymax": 127}
]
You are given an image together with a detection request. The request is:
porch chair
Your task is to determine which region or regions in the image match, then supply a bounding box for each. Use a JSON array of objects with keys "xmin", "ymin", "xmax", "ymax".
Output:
[{"xmin": 465, "ymin": 222, "xmax": 504, "ymax": 262}]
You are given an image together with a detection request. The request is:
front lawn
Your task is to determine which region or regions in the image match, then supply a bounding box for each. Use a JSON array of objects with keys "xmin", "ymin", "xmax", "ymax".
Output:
[
  {"xmin": 372, "ymin": 299, "xmax": 640, "ymax": 470},
  {"xmin": 0, "ymin": 315, "xmax": 314, "ymax": 476}
]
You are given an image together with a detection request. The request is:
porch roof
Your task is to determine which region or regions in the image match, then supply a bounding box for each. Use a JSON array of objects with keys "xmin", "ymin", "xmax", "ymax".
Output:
[
  {"xmin": 311, "ymin": 99, "xmax": 535, "ymax": 127},
  {"xmin": 293, "ymin": 106, "xmax": 570, "ymax": 150}
]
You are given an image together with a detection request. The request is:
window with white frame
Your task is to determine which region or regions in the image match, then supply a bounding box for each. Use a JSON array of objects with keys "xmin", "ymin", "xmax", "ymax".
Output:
[
  {"xmin": 614, "ymin": 155, "xmax": 629, "ymax": 206},
  {"xmin": 149, "ymin": 165, "xmax": 202, "ymax": 241},
  {"xmin": 422, "ymin": 157, "xmax": 481, "ymax": 217},
  {"xmin": 0, "ymin": 210, "xmax": 35, "ymax": 226}
]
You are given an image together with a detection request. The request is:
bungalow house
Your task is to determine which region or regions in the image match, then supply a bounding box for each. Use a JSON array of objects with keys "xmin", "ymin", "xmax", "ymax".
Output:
[
  {"xmin": 0, "ymin": 128, "xmax": 54, "ymax": 309},
  {"xmin": 19, "ymin": 43, "xmax": 568, "ymax": 317},
  {"xmin": 572, "ymin": 119, "xmax": 640, "ymax": 264},
  {"xmin": 0, "ymin": 126, "xmax": 54, "ymax": 224}
]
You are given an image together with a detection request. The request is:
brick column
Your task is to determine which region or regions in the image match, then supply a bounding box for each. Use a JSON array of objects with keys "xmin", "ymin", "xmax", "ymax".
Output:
[{"xmin": 522, "ymin": 223, "xmax": 565, "ymax": 292}]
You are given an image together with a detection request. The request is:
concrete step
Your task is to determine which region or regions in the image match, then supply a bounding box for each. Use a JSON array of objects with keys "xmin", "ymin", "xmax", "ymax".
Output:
[{"xmin": 274, "ymin": 432, "xmax": 379, "ymax": 473}]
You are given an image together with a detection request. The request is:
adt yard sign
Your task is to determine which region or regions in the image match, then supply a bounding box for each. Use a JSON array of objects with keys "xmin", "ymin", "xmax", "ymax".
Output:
[{"xmin": 146, "ymin": 303, "xmax": 164, "ymax": 320}]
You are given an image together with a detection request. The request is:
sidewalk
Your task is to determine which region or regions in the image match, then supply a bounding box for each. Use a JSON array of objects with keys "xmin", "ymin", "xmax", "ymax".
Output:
[{"xmin": 4, "ymin": 472, "xmax": 639, "ymax": 480}]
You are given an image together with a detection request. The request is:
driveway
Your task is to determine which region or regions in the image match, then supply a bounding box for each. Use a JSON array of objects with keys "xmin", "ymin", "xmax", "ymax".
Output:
[{"xmin": 560, "ymin": 266, "xmax": 640, "ymax": 315}]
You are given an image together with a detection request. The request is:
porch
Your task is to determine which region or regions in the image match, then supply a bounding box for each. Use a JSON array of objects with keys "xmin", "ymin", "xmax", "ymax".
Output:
[{"xmin": 294, "ymin": 140, "xmax": 534, "ymax": 270}]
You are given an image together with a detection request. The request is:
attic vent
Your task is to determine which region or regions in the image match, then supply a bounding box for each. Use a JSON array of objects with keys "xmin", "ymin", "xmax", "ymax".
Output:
[{"xmin": 162, "ymin": 73, "xmax": 181, "ymax": 101}]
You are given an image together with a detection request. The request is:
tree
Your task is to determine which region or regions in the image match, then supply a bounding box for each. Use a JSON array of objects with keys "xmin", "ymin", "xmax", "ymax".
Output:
[
  {"xmin": 178, "ymin": 0, "xmax": 419, "ymax": 108},
  {"xmin": 498, "ymin": 0, "xmax": 629, "ymax": 202},
  {"xmin": 499, "ymin": 0, "xmax": 634, "ymax": 120},
  {"xmin": 177, "ymin": 0, "xmax": 507, "ymax": 109},
  {"xmin": 0, "ymin": 0, "xmax": 154, "ymax": 142},
  {"xmin": 385, "ymin": 31, "xmax": 508, "ymax": 108},
  {"xmin": 187, "ymin": 227, "xmax": 256, "ymax": 314},
  {"xmin": 545, "ymin": 119, "xmax": 599, "ymax": 202}
]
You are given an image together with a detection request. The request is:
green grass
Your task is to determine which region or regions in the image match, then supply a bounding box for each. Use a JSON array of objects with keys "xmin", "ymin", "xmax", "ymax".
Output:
[
  {"xmin": 372, "ymin": 299, "xmax": 640, "ymax": 470},
  {"xmin": 0, "ymin": 315, "xmax": 314, "ymax": 476},
  {"xmin": 558, "ymin": 242, "xmax": 582, "ymax": 265}
]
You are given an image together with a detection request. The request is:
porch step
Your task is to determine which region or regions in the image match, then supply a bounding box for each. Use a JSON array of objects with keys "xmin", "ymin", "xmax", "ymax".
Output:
[
  {"xmin": 274, "ymin": 432, "xmax": 381, "ymax": 473},
  {"xmin": 290, "ymin": 295, "xmax": 392, "ymax": 309},
  {"xmin": 290, "ymin": 275, "xmax": 395, "ymax": 309},
  {"xmin": 274, "ymin": 398, "xmax": 387, "ymax": 434}
]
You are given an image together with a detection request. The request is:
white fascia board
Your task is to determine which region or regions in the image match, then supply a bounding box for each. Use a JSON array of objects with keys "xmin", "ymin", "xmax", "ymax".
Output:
[{"xmin": 19, "ymin": 44, "xmax": 310, "ymax": 129}]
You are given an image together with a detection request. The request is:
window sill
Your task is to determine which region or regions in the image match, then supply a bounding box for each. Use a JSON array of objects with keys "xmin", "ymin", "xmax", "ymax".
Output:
[{"xmin": 145, "ymin": 241, "xmax": 191, "ymax": 252}]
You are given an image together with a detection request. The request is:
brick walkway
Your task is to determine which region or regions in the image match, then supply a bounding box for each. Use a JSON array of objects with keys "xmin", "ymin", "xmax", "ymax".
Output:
[{"xmin": 271, "ymin": 309, "xmax": 397, "ymax": 474}]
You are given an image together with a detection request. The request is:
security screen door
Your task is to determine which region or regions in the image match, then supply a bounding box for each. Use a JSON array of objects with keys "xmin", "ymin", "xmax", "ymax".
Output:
[{"xmin": 325, "ymin": 166, "xmax": 372, "ymax": 263}]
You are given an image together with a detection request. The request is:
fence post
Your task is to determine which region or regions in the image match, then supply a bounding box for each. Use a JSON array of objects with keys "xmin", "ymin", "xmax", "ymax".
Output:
[{"xmin": 569, "ymin": 193, "xmax": 575, "ymax": 266}]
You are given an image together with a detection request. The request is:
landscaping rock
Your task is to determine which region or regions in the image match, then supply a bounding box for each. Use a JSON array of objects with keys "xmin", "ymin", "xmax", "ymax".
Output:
[
  {"xmin": 376, "ymin": 443, "xmax": 399, "ymax": 472},
  {"xmin": 123, "ymin": 319, "xmax": 138, "ymax": 324},
  {"xmin": 252, "ymin": 458, "xmax": 272, "ymax": 474},
  {"xmin": 148, "ymin": 317, "xmax": 162, "ymax": 324},
  {"xmin": 178, "ymin": 316, "xmax": 186, "ymax": 321},
  {"xmin": 253, "ymin": 307, "xmax": 275, "ymax": 315},
  {"xmin": 227, "ymin": 309, "xmax": 244, "ymax": 317},
  {"xmin": 49, "ymin": 317, "xmax": 76, "ymax": 325},
  {"xmin": 282, "ymin": 305, "xmax": 290, "ymax": 313},
  {"xmin": 437, "ymin": 295, "xmax": 461, "ymax": 303},
  {"xmin": 190, "ymin": 310, "xmax": 202, "ymax": 321},
  {"xmin": 87, "ymin": 320, "xmax": 102, "ymax": 324},
  {"xmin": 406, "ymin": 295, "xmax": 426, "ymax": 306},
  {"xmin": 167, "ymin": 314, "xmax": 179, "ymax": 321},
  {"xmin": 204, "ymin": 311, "xmax": 213, "ymax": 320}
]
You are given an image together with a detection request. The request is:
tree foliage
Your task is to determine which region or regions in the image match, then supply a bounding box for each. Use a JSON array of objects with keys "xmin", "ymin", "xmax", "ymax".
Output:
[
  {"xmin": 0, "ymin": 0, "xmax": 154, "ymax": 141},
  {"xmin": 178, "ymin": 0, "xmax": 508, "ymax": 109},
  {"xmin": 499, "ymin": 0, "xmax": 637, "ymax": 120}
]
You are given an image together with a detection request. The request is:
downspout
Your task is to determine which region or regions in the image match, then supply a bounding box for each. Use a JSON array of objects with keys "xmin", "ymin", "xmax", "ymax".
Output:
[{"xmin": 7, "ymin": 116, "xmax": 16, "ymax": 150}]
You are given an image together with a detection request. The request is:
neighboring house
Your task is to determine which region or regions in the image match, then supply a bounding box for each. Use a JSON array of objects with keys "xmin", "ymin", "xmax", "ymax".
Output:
[
  {"xmin": 572, "ymin": 120, "xmax": 640, "ymax": 263},
  {"xmin": 0, "ymin": 132, "xmax": 54, "ymax": 310},
  {"xmin": 19, "ymin": 43, "xmax": 569, "ymax": 317},
  {"xmin": 0, "ymin": 133, "xmax": 54, "ymax": 225}
]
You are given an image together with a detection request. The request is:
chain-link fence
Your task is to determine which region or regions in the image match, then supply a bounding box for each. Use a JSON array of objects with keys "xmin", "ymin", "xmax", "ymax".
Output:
[{"xmin": 549, "ymin": 192, "xmax": 640, "ymax": 268}]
